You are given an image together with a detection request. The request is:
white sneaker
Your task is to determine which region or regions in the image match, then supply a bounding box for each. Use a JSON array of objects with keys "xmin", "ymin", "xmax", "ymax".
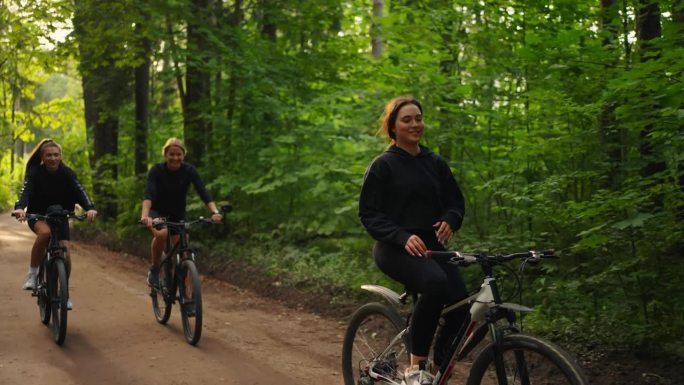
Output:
[
  {"xmin": 22, "ymin": 271, "xmax": 37, "ymax": 290},
  {"xmin": 402, "ymin": 364, "xmax": 434, "ymax": 385},
  {"xmin": 66, "ymin": 300, "xmax": 73, "ymax": 310}
]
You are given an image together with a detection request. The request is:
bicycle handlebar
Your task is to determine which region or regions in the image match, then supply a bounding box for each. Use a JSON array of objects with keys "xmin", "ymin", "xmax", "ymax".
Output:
[
  {"xmin": 425, "ymin": 249, "xmax": 556, "ymax": 266},
  {"xmin": 138, "ymin": 217, "xmax": 220, "ymax": 231},
  {"xmin": 12, "ymin": 210, "xmax": 87, "ymax": 221}
]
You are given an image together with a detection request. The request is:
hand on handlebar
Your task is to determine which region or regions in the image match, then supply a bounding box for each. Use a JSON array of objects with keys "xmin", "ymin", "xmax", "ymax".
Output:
[
  {"xmin": 140, "ymin": 216, "xmax": 154, "ymax": 229},
  {"xmin": 86, "ymin": 209, "xmax": 98, "ymax": 222},
  {"xmin": 210, "ymin": 212, "xmax": 223, "ymax": 223},
  {"xmin": 11, "ymin": 209, "xmax": 26, "ymax": 222}
]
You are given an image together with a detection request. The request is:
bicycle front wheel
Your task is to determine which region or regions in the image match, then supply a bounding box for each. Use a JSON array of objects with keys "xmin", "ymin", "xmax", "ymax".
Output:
[
  {"xmin": 466, "ymin": 333, "xmax": 589, "ymax": 385},
  {"xmin": 50, "ymin": 258, "xmax": 69, "ymax": 345},
  {"xmin": 178, "ymin": 259, "xmax": 202, "ymax": 345},
  {"xmin": 151, "ymin": 258, "xmax": 173, "ymax": 324},
  {"xmin": 341, "ymin": 302, "xmax": 408, "ymax": 385},
  {"xmin": 38, "ymin": 262, "xmax": 50, "ymax": 325}
]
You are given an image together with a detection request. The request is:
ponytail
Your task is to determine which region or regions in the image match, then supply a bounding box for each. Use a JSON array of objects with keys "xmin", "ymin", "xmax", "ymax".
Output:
[{"xmin": 25, "ymin": 138, "xmax": 62, "ymax": 176}]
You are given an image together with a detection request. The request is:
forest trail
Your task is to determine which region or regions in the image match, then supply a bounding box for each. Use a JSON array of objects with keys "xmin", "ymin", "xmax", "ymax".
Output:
[{"xmin": 0, "ymin": 212, "xmax": 343, "ymax": 385}]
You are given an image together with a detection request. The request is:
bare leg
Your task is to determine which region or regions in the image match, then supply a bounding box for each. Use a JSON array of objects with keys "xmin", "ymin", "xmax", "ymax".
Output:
[
  {"xmin": 410, "ymin": 354, "xmax": 429, "ymax": 367},
  {"xmin": 60, "ymin": 240, "xmax": 71, "ymax": 278},
  {"xmin": 30, "ymin": 221, "xmax": 51, "ymax": 268},
  {"xmin": 150, "ymin": 227, "xmax": 168, "ymax": 267}
]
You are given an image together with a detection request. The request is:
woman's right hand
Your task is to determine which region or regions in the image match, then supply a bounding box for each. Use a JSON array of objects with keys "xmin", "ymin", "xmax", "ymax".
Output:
[
  {"xmin": 140, "ymin": 216, "xmax": 153, "ymax": 229},
  {"xmin": 11, "ymin": 209, "xmax": 26, "ymax": 222},
  {"xmin": 404, "ymin": 234, "xmax": 428, "ymax": 257}
]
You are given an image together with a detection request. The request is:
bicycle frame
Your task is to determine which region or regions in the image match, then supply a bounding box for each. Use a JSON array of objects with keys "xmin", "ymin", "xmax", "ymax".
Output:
[
  {"xmin": 16, "ymin": 207, "xmax": 86, "ymax": 345},
  {"xmin": 43, "ymin": 217, "xmax": 69, "ymax": 266},
  {"xmin": 158, "ymin": 223, "xmax": 197, "ymax": 298},
  {"xmin": 29, "ymin": 210, "xmax": 81, "ymax": 292},
  {"xmin": 360, "ymin": 256, "xmax": 534, "ymax": 385},
  {"xmin": 435, "ymin": 278, "xmax": 531, "ymax": 384}
]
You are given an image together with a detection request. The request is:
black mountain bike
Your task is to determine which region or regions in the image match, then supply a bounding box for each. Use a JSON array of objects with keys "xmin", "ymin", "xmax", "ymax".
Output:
[
  {"xmin": 145, "ymin": 206, "xmax": 230, "ymax": 345},
  {"xmin": 342, "ymin": 250, "xmax": 589, "ymax": 385},
  {"xmin": 13, "ymin": 205, "xmax": 85, "ymax": 346}
]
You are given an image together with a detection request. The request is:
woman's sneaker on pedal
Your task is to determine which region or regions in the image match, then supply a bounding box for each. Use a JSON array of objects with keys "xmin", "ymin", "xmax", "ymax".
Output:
[
  {"xmin": 402, "ymin": 361, "xmax": 434, "ymax": 385},
  {"xmin": 22, "ymin": 271, "xmax": 37, "ymax": 290},
  {"xmin": 147, "ymin": 266, "xmax": 160, "ymax": 287}
]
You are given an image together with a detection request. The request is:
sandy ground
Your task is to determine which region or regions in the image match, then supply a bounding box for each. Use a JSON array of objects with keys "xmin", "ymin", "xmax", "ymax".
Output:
[{"xmin": 0, "ymin": 212, "xmax": 345, "ymax": 384}]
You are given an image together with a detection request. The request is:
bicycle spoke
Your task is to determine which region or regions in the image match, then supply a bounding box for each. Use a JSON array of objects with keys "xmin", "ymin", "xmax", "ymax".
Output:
[
  {"xmin": 468, "ymin": 335, "xmax": 588, "ymax": 385},
  {"xmin": 179, "ymin": 260, "xmax": 202, "ymax": 345},
  {"xmin": 342, "ymin": 303, "xmax": 407, "ymax": 385}
]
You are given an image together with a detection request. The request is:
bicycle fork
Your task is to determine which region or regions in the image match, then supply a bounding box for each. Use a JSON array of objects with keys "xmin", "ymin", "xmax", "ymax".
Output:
[{"xmin": 488, "ymin": 309, "xmax": 530, "ymax": 385}]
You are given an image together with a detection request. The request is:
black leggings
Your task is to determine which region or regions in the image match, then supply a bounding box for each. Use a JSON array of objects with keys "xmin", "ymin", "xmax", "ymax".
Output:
[{"xmin": 374, "ymin": 241, "xmax": 468, "ymax": 363}]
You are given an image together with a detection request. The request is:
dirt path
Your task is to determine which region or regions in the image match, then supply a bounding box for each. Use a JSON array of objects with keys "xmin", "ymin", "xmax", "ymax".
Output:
[{"xmin": 0, "ymin": 213, "xmax": 344, "ymax": 385}]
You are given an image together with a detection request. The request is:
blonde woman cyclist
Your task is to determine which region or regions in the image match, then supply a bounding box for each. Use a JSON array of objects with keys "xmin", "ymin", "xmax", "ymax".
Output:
[{"xmin": 139, "ymin": 138, "xmax": 222, "ymax": 286}]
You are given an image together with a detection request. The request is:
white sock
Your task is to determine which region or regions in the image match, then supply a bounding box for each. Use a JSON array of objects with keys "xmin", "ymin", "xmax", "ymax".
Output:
[{"xmin": 29, "ymin": 267, "xmax": 38, "ymax": 275}]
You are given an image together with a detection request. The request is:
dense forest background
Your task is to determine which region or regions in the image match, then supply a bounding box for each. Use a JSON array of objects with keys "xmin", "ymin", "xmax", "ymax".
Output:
[{"xmin": 2, "ymin": 0, "xmax": 682, "ymax": 358}]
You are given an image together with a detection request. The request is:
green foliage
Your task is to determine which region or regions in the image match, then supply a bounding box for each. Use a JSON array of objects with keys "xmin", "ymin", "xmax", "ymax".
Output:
[{"xmin": 3, "ymin": 0, "xmax": 684, "ymax": 357}]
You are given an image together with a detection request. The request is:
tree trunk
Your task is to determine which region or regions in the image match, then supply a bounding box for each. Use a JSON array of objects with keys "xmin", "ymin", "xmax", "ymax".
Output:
[
  {"xmin": 257, "ymin": 0, "xmax": 277, "ymax": 142},
  {"xmin": 134, "ymin": 16, "xmax": 151, "ymax": 176},
  {"xmin": 599, "ymin": 0, "xmax": 624, "ymax": 189},
  {"xmin": 184, "ymin": 0, "xmax": 212, "ymax": 167},
  {"xmin": 225, "ymin": 0, "xmax": 243, "ymax": 159},
  {"xmin": 371, "ymin": 0, "xmax": 383, "ymax": 59},
  {"xmin": 73, "ymin": 0, "xmax": 128, "ymax": 218},
  {"xmin": 636, "ymin": 0, "xmax": 666, "ymax": 198},
  {"xmin": 259, "ymin": 0, "xmax": 277, "ymax": 42},
  {"xmin": 673, "ymin": 0, "xmax": 684, "ymax": 220}
]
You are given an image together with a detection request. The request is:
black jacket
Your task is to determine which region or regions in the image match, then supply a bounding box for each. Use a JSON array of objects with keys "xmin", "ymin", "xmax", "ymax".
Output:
[
  {"xmin": 143, "ymin": 162, "xmax": 212, "ymax": 220},
  {"xmin": 359, "ymin": 145, "xmax": 465, "ymax": 248},
  {"xmin": 14, "ymin": 164, "xmax": 96, "ymax": 214}
]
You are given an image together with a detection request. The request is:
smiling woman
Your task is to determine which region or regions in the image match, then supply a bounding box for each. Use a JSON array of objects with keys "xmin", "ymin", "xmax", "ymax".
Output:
[
  {"xmin": 11, "ymin": 138, "xmax": 98, "ymax": 295},
  {"xmin": 392, "ymin": 102, "xmax": 424, "ymax": 155},
  {"xmin": 139, "ymin": 137, "xmax": 223, "ymax": 288},
  {"xmin": 359, "ymin": 96, "xmax": 468, "ymax": 385}
]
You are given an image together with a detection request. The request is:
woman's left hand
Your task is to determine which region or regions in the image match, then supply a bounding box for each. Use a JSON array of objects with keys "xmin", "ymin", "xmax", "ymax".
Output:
[
  {"xmin": 433, "ymin": 221, "xmax": 453, "ymax": 244},
  {"xmin": 210, "ymin": 212, "xmax": 223, "ymax": 223},
  {"xmin": 86, "ymin": 209, "xmax": 98, "ymax": 222}
]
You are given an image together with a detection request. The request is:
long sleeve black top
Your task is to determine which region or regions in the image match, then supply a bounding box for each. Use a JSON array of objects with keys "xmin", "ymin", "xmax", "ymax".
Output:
[
  {"xmin": 359, "ymin": 145, "xmax": 465, "ymax": 248},
  {"xmin": 14, "ymin": 164, "xmax": 96, "ymax": 214},
  {"xmin": 143, "ymin": 162, "xmax": 213, "ymax": 220}
]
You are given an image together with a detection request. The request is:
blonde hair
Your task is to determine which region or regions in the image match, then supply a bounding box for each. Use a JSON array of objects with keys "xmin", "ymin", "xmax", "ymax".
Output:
[
  {"xmin": 162, "ymin": 137, "xmax": 186, "ymax": 156},
  {"xmin": 26, "ymin": 138, "xmax": 62, "ymax": 174}
]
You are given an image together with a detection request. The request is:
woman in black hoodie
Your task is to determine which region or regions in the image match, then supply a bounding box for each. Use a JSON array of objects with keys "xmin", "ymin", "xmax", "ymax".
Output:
[
  {"xmin": 359, "ymin": 96, "xmax": 468, "ymax": 385},
  {"xmin": 12, "ymin": 139, "xmax": 98, "ymax": 303}
]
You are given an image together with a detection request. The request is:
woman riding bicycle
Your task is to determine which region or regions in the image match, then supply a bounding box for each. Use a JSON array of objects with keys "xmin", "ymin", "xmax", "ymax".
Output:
[
  {"xmin": 139, "ymin": 137, "xmax": 222, "ymax": 287},
  {"xmin": 11, "ymin": 138, "xmax": 98, "ymax": 308},
  {"xmin": 358, "ymin": 96, "xmax": 469, "ymax": 385}
]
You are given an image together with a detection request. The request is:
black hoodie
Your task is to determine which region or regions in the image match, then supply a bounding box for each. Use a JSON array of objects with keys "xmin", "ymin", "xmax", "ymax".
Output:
[
  {"xmin": 359, "ymin": 144, "xmax": 465, "ymax": 249},
  {"xmin": 14, "ymin": 164, "xmax": 96, "ymax": 214}
]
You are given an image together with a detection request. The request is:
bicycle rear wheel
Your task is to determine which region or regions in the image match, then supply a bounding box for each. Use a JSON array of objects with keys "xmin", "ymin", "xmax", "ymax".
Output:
[
  {"xmin": 341, "ymin": 302, "xmax": 408, "ymax": 385},
  {"xmin": 151, "ymin": 257, "xmax": 173, "ymax": 324},
  {"xmin": 466, "ymin": 333, "xmax": 589, "ymax": 385},
  {"xmin": 38, "ymin": 261, "xmax": 50, "ymax": 325},
  {"xmin": 50, "ymin": 258, "xmax": 69, "ymax": 345},
  {"xmin": 178, "ymin": 259, "xmax": 202, "ymax": 345}
]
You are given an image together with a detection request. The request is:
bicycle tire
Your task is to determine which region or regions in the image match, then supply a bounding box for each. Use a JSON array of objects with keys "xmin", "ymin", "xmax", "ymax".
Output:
[
  {"xmin": 38, "ymin": 261, "xmax": 50, "ymax": 325},
  {"xmin": 178, "ymin": 259, "xmax": 202, "ymax": 345},
  {"xmin": 341, "ymin": 302, "xmax": 407, "ymax": 385},
  {"xmin": 466, "ymin": 333, "xmax": 589, "ymax": 385},
  {"xmin": 152, "ymin": 257, "xmax": 173, "ymax": 324},
  {"xmin": 50, "ymin": 258, "xmax": 69, "ymax": 345}
]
